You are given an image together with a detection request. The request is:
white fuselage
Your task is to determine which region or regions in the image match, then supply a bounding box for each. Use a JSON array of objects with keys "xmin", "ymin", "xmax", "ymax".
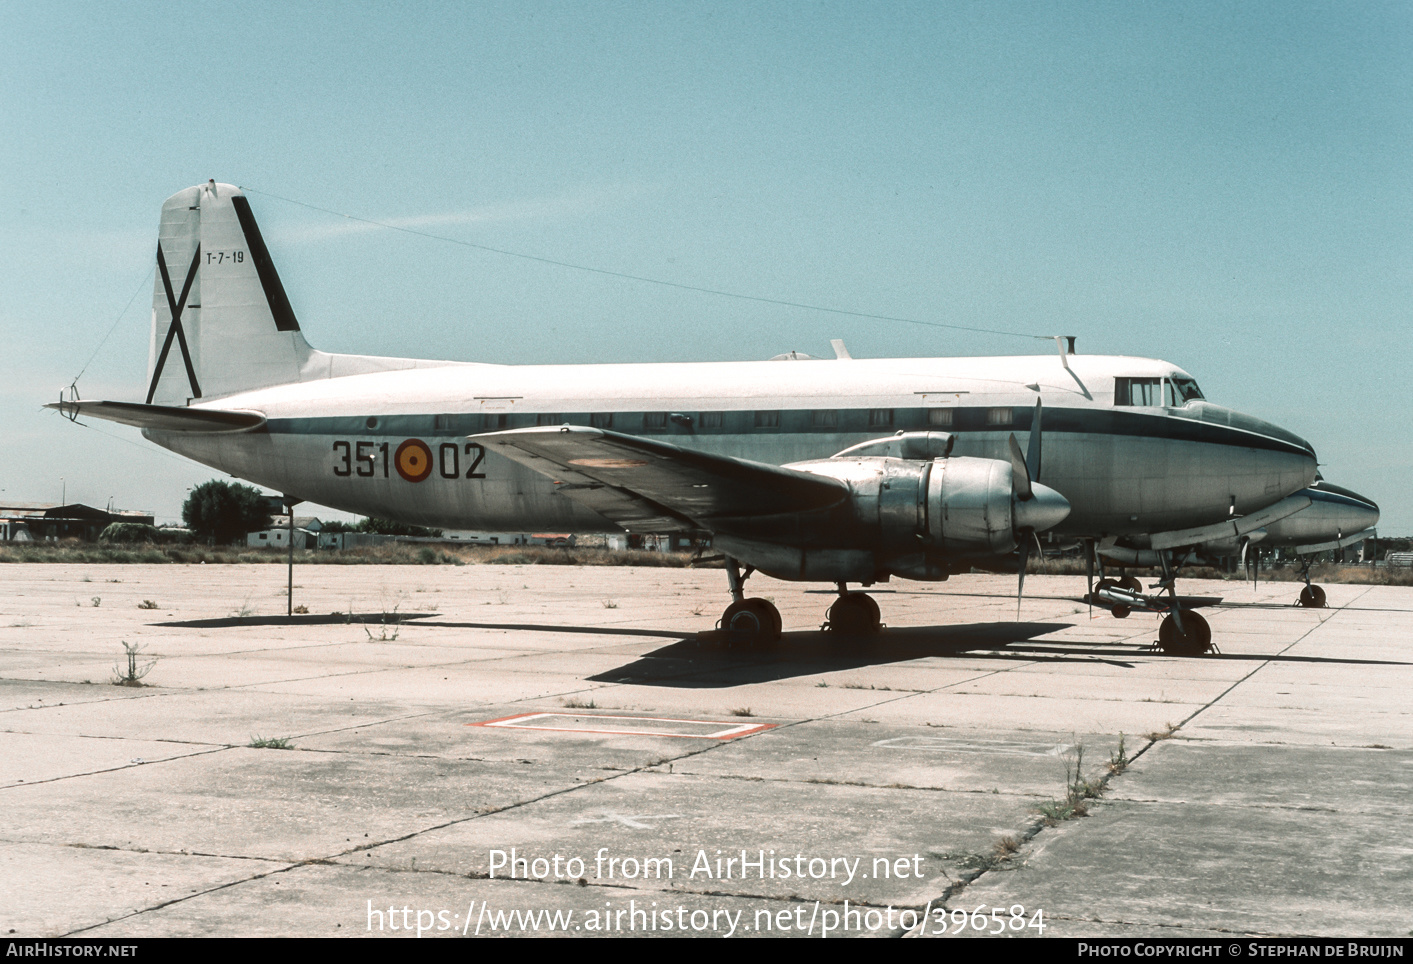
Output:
[{"xmin": 149, "ymin": 352, "xmax": 1317, "ymax": 540}]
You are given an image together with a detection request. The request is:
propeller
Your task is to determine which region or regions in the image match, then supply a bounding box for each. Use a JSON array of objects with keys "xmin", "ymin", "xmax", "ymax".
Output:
[
  {"xmin": 1241, "ymin": 538, "xmax": 1257, "ymax": 590},
  {"xmin": 1010, "ymin": 398, "xmax": 1045, "ymax": 618}
]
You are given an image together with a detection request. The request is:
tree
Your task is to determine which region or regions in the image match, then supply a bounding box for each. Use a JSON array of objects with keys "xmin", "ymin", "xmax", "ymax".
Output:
[{"xmin": 182, "ymin": 480, "xmax": 272, "ymax": 545}]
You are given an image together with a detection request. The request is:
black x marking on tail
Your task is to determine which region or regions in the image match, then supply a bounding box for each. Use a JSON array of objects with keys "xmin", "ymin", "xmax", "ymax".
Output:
[{"xmin": 146, "ymin": 243, "xmax": 203, "ymax": 403}]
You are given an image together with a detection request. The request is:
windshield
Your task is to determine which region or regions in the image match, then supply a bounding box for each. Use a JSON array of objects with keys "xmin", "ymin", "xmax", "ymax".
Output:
[{"xmin": 1168, "ymin": 376, "xmax": 1204, "ymax": 405}]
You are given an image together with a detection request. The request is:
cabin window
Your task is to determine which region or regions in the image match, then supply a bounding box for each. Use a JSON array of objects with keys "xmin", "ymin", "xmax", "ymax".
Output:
[
  {"xmin": 536, "ymin": 413, "xmax": 561, "ymax": 426},
  {"xmin": 869, "ymin": 408, "xmax": 894, "ymax": 427},
  {"xmin": 811, "ymin": 410, "xmax": 838, "ymax": 428},
  {"xmin": 484, "ymin": 413, "xmax": 508, "ymax": 430},
  {"xmin": 754, "ymin": 411, "xmax": 781, "ymax": 428},
  {"xmin": 1114, "ymin": 377, "xmax": 1161, "ymax": 406},
  {"xmin": 699, "ymin": 411, "xmax": 723, "ymax": 429},
  {"xmin": 642, "ymin": 412, "xmax": 668, "ymax": 430},
  {"xmin": 986, "ymin": 407, "xmax": 1013, "ymax": 426},
  {"xmin": 927, "ymin": 408, "xmax": 953, "ymax": 427},
  {"xmin": 433, "ymin": 414, "xmax": 456, "ymax": 432},
  {"xmin": 590, "ymin": 413, "xmax": 614, "ymax": 429}
]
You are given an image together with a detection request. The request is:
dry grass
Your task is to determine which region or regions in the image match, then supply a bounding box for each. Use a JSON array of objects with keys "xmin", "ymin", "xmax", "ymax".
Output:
[{"xmin": 0, "ymin": 542, "xmax": 696, "ymax": 568}]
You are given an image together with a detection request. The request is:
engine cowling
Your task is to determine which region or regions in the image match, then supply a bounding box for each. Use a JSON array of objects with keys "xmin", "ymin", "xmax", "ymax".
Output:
[{"xmin": 787, "ymin": 454, "xmax": 1071, "ymax": 555}]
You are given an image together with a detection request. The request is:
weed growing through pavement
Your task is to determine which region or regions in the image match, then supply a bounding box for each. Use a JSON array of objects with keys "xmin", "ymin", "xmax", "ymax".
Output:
[
  {"xmin": 1036, "ymin": 743, "xmax": 1106, "ymax": 825},
  {"xmin": 112, "ymin": 642, "xmax": 155, "ymax": 687},
  {"xmin": 91, "ymin": 597, "xmax": 101, "ymax": 607},
  {"xmin": 249, "ymin": 736, "xmax": 295, "ymax": 749},
  {"xmin": 602, "ymin": 599, "xmax": 618, "ymax": 609},
  {"xmin": 561, "ymin": 697, "xmax": 598, "ymax": 709},
  {"xmin": 1144, "ymin": 722, "xmax": 1180, "ymax": 742},
  {"xmin": 138, "ymin": 600, "xmax": 158, "ymax": 610},
  {"xmin": 364, "ymin": 608, "xmax": 401, "ymax": 641},
  {"xmin": 1108, "ymin": 733, "xmax": 1128, "ymax": 775},
  {"xmin": 729, "ymin": 706, "xmax": 754, "ymax": 717}
]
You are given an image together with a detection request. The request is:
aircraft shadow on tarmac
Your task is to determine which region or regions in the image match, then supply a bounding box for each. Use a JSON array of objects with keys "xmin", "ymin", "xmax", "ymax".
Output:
[
  {"xmin": 588, "ymin": 622, "xmax": 1087, "ymax": 687},
  {"xmin": 153, "ymin": 612, "xmax": 442, "ymax": 628}
]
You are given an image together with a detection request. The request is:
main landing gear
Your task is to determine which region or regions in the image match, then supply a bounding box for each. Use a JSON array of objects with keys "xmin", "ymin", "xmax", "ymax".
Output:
[
  {"xmin": 717, "ymin": 557, "xmax": 781, "ymax": 643},
  {"xmin": 826, "ymin": 584, "xmax": 881, "ymax": 635}
]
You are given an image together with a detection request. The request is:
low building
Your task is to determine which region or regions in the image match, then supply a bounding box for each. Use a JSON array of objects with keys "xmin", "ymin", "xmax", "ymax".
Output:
[{"xmin": 0, "ymin": 503, "xmax": 154, "ymax": 542}]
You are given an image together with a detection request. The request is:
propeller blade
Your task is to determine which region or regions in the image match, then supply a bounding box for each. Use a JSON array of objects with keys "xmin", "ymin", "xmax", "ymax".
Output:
[
  {"xmin": 1007, "ymin": 434, "xmax": 1033, "ymax": 501},
  {"xmin": 1017, "ymin": 531, "xmax": 1030, "ymax": 619},
  {"xmin": 1026, "ymin": 398, "xmax": 1042, "ymax": 483},
  {"xmin": 1085, "ymin": 539, "xmax": 1094, "ymax": 618}
]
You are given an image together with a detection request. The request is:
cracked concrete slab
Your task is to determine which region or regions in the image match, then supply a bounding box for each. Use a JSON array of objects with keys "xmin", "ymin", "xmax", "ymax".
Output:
[{"xmin": 0, "ymin": 564, "xmax": 1407, "ymax": 938}]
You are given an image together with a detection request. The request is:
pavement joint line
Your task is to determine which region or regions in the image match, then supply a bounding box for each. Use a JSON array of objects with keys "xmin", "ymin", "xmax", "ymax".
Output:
[
  {"xmin": 0, "ymin": 745, "xmax": 230, "ymax": 791},
  {"xmin": 675, "ymin": 770, "xmax": 1052, "ymax": 797},
  {"xmin": 62, "ymin": 857, "xmax": 312, "ymax": 938}
]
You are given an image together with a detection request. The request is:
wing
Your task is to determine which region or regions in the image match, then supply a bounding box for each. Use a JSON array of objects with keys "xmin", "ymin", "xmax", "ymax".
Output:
[{"xmin": 472, "ymin": 425, "xmax": 848, "ymax": 533}]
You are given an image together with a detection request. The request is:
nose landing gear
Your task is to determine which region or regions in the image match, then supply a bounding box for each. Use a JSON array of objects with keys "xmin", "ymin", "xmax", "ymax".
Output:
[
  {"xmin": 1294, "ymin": 560, "xmax": 1327, "ymax": 608},
  {"xmin": 1158, "ymin": 608, "xmax": 1212, "ymax": 656}
]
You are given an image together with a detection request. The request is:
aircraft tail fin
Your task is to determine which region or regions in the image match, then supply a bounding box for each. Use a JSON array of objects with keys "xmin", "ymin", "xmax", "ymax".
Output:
[{"xmin": 146, "ymin": 181, "xmax": 316, "ymax": 404}]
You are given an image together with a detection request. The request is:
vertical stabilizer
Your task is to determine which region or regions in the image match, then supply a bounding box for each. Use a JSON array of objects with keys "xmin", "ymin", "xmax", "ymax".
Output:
[{"xmin": 146, "ymin": 181, "xmax": 311, "ymax": 403}]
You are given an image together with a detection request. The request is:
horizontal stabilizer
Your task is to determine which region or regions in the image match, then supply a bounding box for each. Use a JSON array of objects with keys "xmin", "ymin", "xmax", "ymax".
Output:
[
  {"xmin": 46, "ymin": 400, "xmax": 266, "ymax": 433},
  {"xmin": 472, "ymin": 425, "xmax": 848, "ymax": 532}
]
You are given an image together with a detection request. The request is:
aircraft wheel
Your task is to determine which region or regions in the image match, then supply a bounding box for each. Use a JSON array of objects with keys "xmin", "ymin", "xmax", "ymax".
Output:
[
  {"xmin": 722, "ymin": 598, "xmax": 781, "ymax": 643},
  {"xmin": 827, "ymin": 592, "xmax": 880, "ymax": 635},
  {"xmin": 1095, "ymin": 578, "xmax": 1119, "ymax": 593},
  {"xmin": 1118, "ymin": 576, "xmax": 1143, "ymax": 593},
  {"xmin": 1111, "ymin": 604, "xmax": 1131, "ymax": 619},
  {"xmin": 1158, "ymin": 609, "xmax": 1212, "ymax": 656},
  {"xmin": 1298, "ymin": 585, "xmax": 1327, "ymax": 608}
]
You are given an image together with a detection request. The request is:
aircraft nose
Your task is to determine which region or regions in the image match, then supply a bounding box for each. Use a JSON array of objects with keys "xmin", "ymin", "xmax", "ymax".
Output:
[
  {"xmin": 1014, "ymin": 482, "xmax": 1071, "ymax": 533},
  {"xmin": 1355, "ymin": 498, "xmax": 1381, "ymax": 531}
]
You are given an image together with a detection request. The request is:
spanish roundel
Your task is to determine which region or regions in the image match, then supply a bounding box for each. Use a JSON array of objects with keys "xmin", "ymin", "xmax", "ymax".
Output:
[{"xmin": 395, "ymin": 439, "xmax": 433, "ymax": 482}]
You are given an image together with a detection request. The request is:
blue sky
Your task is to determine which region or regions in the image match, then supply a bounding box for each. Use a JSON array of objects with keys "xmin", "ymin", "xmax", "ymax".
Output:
[{"xmin": 3, "ymin": 1, "xmax": 1410, "ymax": 531}]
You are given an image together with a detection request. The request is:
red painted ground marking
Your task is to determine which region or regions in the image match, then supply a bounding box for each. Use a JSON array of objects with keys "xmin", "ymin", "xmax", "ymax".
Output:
[{"xmin": 469, "ymin": 712, "xmax": 775, "ymax": 739}]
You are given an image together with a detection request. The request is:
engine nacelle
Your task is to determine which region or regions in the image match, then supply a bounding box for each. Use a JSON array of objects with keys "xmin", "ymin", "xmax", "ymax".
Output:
[{"xmin": 787, "ymin": 455, "xmax": 1070, "ymax": 557}]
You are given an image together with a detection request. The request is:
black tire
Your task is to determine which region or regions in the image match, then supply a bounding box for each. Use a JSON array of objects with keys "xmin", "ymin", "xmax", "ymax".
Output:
[
  {"xmin": 1118, "ymin": 576, "xmax": 1143, "ymax": 593},
  {"xmin": 722, "ymin": 600, "xmax": 767, "ymax": 641},
  {"xmin": 828, "ymin": 592, "xmax": 880, "ymax": 635},
  {"xmin": 1095, "ymin": 578, "xmax": 1119, "ymax": 593},
  {"xmin": 1298, "ymin": 585, "xmax": 1326, "ymax": 608},
  {"xmin": 1111, "ymin": 604, "xmax": 1131, "ymax": 619},
  {"xmin": 1158, "ymin": 609, "xmax": 1212, "ymax": 656},
  {"xmin": 743, "ymin": 597, "xmax": 782, "ymax": 640}
]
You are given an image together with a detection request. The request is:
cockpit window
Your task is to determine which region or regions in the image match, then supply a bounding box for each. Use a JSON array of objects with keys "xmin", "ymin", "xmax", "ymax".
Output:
[
  {"xmin": 1114, "ymin": 377, "xmax": 1161, "ymax": 406},
  {"xmin": 1169, "ymin": 376, "xmax": 1204, "ymax": 404}
]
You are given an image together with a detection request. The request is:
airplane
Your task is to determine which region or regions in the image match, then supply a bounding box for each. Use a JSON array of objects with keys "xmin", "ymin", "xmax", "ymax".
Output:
[
  {"xmin": 1092, "ymin": 478, "xmax": 1378, "ymax": 611},
  {"xmin": 50, "ymin": 181, "xmax": 1320, "ymax": 654}
]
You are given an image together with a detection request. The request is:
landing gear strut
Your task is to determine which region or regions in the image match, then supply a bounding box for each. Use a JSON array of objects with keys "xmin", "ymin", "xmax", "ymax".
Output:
[
  {"xmin": 1155, "ymin": 550, "xmax": 1216, "ymax": 656},
  {"xmin": 718, "ymin": 557, "xmax": 781, "ymax": 642},
  {"xmin": 1294, "ymin": 559, "xmax": 1327, "ymax": 608},
  {"xmin": 826, "ymin": 583, "xmax": 881, "ymax": 635}
]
